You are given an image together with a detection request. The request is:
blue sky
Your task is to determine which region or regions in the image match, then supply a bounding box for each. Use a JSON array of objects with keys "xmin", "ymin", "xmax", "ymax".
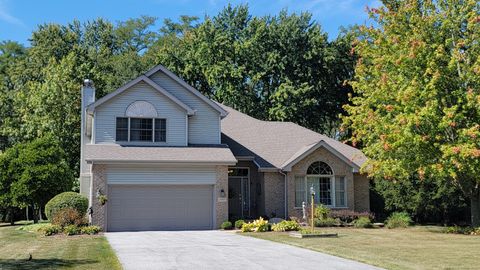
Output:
[{"xmin": 0, "ymin": 0, "xmax": 380, "ymax": 46}]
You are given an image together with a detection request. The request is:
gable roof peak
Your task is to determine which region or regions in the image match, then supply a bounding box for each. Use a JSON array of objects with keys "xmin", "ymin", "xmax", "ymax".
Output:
[
  {"xmin": 87, "ymin": 75, "xmax": 194, "ymax": 115},
  {"xmin": 145, "ymin": 64, "xmax": 228, "ymax": 117}
]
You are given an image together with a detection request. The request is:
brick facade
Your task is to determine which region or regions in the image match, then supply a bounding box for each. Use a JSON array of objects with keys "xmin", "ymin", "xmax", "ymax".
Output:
[
  {"xmin": 263, "ymin": 172, "xmax": 286, "ymax": 218},
  {"xmin": 286, "ymin": 147, "xmax": 368, "ymax": 219},
  {"xmin": 215, "ymin": 165, "xmax": 229, "ymax": 228},
  {"xmin": 90, "ymin": 164, "xmax": 107, "ymax": 231},
  {"xmin": 353, "ymin": 173, "xmax": 370, "ymax": 212}
]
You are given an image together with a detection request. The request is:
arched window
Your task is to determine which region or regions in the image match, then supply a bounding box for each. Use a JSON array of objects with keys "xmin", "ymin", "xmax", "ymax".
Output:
[
  {"xmin": 125, "ymin": 101, "xmax": 158, "ymax": 118},
  {"xmin": 307, "ymin": 161, "xmax": 333, "ymax": 175},
  {"xmin": 295, "ymin": 161, "xmax": 346, "ymax": 208}
]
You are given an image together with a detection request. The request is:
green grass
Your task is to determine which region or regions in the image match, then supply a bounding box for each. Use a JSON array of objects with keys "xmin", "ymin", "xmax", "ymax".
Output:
[
  {"xmin": 243, "ymin": 226, "xmax": 480, "ymax": 270},
  {"xmin": 0, "ymin": 222, "xmax": 121, "ymax": 270}
]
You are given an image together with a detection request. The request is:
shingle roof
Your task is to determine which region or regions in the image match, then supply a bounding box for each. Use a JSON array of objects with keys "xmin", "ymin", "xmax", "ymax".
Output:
[
  {"xmin": 219, "ymin": 103, "xmax": 366, "ymax": 171},
  {"xmin": 85, "ymin": 144, "xmax": 237, "ymax": 165}
]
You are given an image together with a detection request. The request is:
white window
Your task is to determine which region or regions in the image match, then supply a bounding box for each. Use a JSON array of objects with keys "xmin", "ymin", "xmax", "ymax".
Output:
[
  {"xmin": 295, "ymin": 176, "xmax": 305, "ymax": 207},
  {"xmin": 116, "ymin": 117, "xmax": 166, "ymax": 142},
  {"xmin": 335, "ymin": 176, "xmax": 347, "ymax": 207},
  {"xmin": 294, "ymin": 161, "xmax": 347, "ymax": 208}
]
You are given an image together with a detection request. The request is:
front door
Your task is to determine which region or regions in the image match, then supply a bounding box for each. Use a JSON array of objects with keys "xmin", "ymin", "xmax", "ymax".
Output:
[{"xmin": 228, "ymin": 168, "xmax": 249, "ymax": 220}]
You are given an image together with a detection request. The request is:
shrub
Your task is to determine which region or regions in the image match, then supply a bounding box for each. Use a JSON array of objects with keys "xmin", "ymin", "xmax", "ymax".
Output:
[
  {"xmin": 252, "ymin": 217, "xmax": 269, "ymax": 232},
  {"xmin": 234, "ymin": 220, "xmax": 245, "ymax": 229},
  {"xmin": 445, "ymin": 226, "xmax": 480, "ymax": 235},
  {"xmin": 353, "ymin": 217, "xmax": 373, "ymax": 228},
  {"xmin": 45, "ymin": 192, "xmax": 88, "ymax": 220},
  {"xmin": 386, "ymin": 212, "xmax": 412, "ymax": 229},
  {"xmin": 81, "ymin": 225, "xmax": 102, "ymax": 235},
  {"xmin": 241, "ymin": 217, "xmax": 269, "ymax": 232},
  {"xmin": 221, "ymin": 221, "xmax": 233, "ymax": 230},
  {"xmin": 241, "ymin": 222, "xmax": 255, "ymax": 232},
  {"xmin": 314, "ymin": 217, "xmax": 339, "ymax": 227},
  {"xmin": 52, "ymin": 208, "xmax": 87, "ymax": 228},
  {"xmin": 314, "ymin": 204, "xmax": 330, "ymax": 219},
  {"xmin": 63, "ymin": 225, "xmax": 81, "ymax": 236},
  {"xmin": 329, "ymin": 210, "xmax": 375, "ymax": 224},
  {"xmin": 39, "ymin": 224, "xmax": 61, "ymax": 236},
  {"xmin": 271, "ymin": 220, "xmax": 300, "ymax": 232}
]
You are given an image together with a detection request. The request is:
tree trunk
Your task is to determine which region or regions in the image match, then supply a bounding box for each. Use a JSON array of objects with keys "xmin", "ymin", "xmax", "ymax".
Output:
[
  {"xmin": 9, "ymin": 207, "xmax": 14, "ymax": 226},
  {"xmin": 471, "ymin": 192, "xmax": 480, "ymax": 227},
  {"xmin": 33, "ymin": 205, "xmax": 38, "ymax": 224}
]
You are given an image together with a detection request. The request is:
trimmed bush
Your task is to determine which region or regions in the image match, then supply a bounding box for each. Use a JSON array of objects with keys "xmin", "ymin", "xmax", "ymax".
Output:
[
  {"xmin": 45, "ymin": 192, "xmax": 88, "ymax": 220},
  {"xmin": 271, "ymin": 220, "xmax": 300, "ymax": 232},
  {"xmin": 234, "ymin": 220, "xmax": 245, "ymax": 229},
  {"xmin": 329, "ymin": 210, "xmax": 375, "ymax": 224},
  {"xmin": 386, "ymin": 212, "xmax": 412, "ymax": 229},
  {"xmin": 40, "ymin": 224, "xmax": 61, "ymax": 236},
  {"xmin": 314, "ymin": 217, "xmax": 339, "ymax": 227},
  {"xmin": 353, "ymin": 217, "xmax": 373, "ymax": 228},
  {"xmin": 63, "ymin": 224, "xmax": 81, "ymax": 236},
  {"xmin": 52, "ymin": 208, "xmax": 87, "ymax": 228},
  {"xmin": 81, "ymin": 225, "xmax": 102, "ymax": 235},
  {"xmin": 221, "ymin": 221, "xmax": 233, "ymax": 230}
]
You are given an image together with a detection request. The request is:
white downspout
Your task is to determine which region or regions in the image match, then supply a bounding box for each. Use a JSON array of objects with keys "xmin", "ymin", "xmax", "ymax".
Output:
[{"xmin": 279, "ymin": 170, "xmax": 287, "ymax": 219}]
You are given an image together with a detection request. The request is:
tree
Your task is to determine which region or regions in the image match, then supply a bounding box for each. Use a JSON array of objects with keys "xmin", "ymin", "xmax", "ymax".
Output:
[
  {"xmin": 148, "ymin": 5, "xmax": 355, "ymax": 136},
  {"xmin": 0, "ymin": 41, "xmax": 25, "ymax": 150},
  {"xmin": 343, "ymin": 0, "xmax": 480, "ymax": 225},
  {"xmin": 0, "ymin": 136, "xmax": 73, "ymax": 223},
  {"xmin": 1, "ymin": 18, "xmax": 153, "ymax": 175}
]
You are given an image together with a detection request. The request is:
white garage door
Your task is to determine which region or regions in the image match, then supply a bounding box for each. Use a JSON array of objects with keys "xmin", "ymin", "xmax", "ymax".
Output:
[{"xmin": 107, "ymin": 185, "xmax": 214, "ymax": 231}]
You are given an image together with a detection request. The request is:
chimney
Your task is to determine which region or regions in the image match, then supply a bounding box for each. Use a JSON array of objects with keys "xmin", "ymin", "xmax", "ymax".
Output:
[{"xmin": 80, "ymin": 79, "xmax": 95, "ymax": 177}]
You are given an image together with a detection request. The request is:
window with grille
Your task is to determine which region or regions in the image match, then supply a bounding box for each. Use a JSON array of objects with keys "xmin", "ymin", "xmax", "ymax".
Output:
[
  {"xmin": 116, "ymin": 118, "xmax": 128, "ymax": 141},
  {"xmin": 154, "ymin": 119, "xmax": 166, "ymax": 142},
  {"xmin": 115, "ymin": 117, "xmax": 166, "ymax": 142},
  {"xmin": 294, "ymin": 161, "xmax": 346, "ymax": 208}
]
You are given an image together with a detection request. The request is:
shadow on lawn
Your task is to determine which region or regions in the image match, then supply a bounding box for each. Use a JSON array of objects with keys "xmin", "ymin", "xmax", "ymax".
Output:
[{"xmin": 0, "ymin": 258, "xmax": 98, "ymax": 270}]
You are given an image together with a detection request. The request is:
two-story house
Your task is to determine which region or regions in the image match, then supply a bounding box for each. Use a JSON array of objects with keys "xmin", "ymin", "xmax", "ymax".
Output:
[{"xmin": 80, "ymin": 64, "xmax": 369, "ymax": 231}]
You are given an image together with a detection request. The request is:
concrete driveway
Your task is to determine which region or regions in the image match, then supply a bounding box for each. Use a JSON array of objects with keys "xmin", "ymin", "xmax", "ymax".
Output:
[{"xmin": 106, "ymin": 231, "xmax": 382, "ymax": 270}]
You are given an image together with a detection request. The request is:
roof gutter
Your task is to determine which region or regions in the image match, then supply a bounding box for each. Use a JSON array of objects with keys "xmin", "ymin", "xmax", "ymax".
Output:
[{"xmin": 85, "ymin": 160, "xmax": 238, "ymax": 166}]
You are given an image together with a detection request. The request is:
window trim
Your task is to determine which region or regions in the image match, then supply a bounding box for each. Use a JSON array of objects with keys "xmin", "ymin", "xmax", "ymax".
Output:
[
  {"xmin": 293, "ymin": 161, "xmax": 348, "ymax": 209},
  {"xmin": 334, "ymin": 176, "xmax": 347, "ymax": 208},
  {"xmin": 115, "ymin": 116, "xmax": 167, "ymax": 143}
]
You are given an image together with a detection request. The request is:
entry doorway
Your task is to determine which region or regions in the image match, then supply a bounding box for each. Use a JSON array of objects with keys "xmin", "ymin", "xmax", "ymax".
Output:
[{"xmin": 228, "ymin": 168, "xmax": 250, "ymax": 220}]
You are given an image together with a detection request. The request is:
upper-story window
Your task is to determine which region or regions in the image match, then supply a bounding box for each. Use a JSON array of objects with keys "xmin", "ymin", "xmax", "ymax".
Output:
[
  {"xmin": 116, "ymin": 117, "xmax": 166, "ymax": 142},
  {"xmin": 116, "ymin": 101, "xmax": 166, "ymax": 143}
]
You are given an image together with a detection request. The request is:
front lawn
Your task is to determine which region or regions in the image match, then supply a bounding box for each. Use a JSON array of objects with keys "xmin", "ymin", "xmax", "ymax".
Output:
[
  {"xmin": 0, "ymin": 222, "xmax": 121, "ymax": 270},
  {"xmin": 243, "ymin": 226, "xmax": 480, "ymax": 270}
]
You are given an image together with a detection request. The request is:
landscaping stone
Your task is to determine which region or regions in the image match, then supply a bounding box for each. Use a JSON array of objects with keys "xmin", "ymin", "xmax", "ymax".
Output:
[
  {"xmin": 289, "ymin": 232, "xmax": 338, "ymax": 239},
  {"xmin": 269, "ymin": 218, "xmax": 285, "ymax": 224}
]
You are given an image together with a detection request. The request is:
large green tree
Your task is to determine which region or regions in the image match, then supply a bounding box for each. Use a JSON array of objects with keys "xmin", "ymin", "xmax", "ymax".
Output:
[
  {"xmin": 0, "ymin": 136, "xmax": 73, "ymax": 223},
  {"xmin": 148, "ymin": 5, "xmax": 354, "ymax": 136},
  {"xmin": 343, "ymin": 0, "xmax": 480, "ymax": 225},
  {"xmin": 1, "ymin": 18, "xmax": 156, "ymax": 173}
]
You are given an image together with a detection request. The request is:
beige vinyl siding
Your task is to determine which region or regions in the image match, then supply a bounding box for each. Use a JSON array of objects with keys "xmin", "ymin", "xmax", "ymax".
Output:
[
  {"xmin": 106, "ymin": 165, "xmax": 216, "ymax": 185},
  {"xmin": 149, "ymin": 71, "xmax": 220, "ymax": 144},
  {"xmin": 94, "ymin": 81, "xmax": 187, "ymax": 146}
]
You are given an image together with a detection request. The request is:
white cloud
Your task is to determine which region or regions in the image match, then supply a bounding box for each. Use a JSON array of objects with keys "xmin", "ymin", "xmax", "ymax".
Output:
[{"xmin": 0, "ymin": 0, "xmax": 25, "ymax": 27}]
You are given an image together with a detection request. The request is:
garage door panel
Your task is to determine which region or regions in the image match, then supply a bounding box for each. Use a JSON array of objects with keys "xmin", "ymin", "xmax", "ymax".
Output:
[{"xmin": 107, "ymin": 185, "xmax": 213, "ymax": 231}]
